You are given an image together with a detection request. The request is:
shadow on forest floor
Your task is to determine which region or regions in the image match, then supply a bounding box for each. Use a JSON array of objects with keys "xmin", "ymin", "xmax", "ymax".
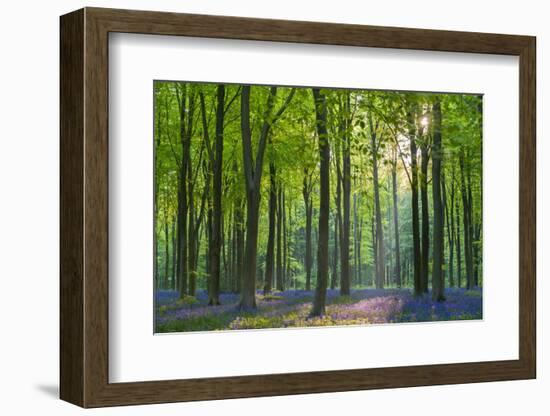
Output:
[{"xmin": 155, "ymin": 287, "xmax": 482, "ymax": 333}]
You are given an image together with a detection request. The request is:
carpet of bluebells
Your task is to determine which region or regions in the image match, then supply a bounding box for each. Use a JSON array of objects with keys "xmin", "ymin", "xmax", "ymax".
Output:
[{"xmin": 155, "ymin": 287, "xmax": 482, "ymax": 333}]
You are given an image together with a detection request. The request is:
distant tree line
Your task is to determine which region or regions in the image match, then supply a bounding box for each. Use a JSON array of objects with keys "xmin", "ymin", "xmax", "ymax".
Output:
[{"xmin": 154, "ymin": 82, "xmax": 483, "ymax": 315}]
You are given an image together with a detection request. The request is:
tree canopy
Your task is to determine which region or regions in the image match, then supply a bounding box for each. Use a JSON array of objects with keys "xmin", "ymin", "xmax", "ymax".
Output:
[{"xmin": 154, "ymin": 81, "xmax": 483, "ymax": 331}]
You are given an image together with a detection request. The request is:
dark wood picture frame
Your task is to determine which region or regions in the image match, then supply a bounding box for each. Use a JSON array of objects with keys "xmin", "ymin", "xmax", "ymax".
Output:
[{"xmin": 60, "ymin": 7, "xmax": 536, "ymax": 408}]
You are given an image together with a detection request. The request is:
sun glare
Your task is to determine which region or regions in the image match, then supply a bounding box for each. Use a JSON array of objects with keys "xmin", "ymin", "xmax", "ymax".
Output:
[{"xmin": 420, "ymin": 116, "xmax": 429, "ymax": 127}]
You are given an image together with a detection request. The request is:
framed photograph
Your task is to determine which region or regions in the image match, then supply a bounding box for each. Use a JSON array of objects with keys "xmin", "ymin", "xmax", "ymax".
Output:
[{"xmin": 60, "ymin": 7, "xmax": 536, "ymax": 408}]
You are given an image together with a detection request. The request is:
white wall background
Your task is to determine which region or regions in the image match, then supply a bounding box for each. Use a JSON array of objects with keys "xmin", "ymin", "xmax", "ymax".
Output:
[{"xmin": 0, "ymin": 0, "xmax": 545, "ymax": 414}]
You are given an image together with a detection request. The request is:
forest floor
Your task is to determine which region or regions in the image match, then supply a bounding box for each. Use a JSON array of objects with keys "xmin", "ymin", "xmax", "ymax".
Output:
[{"xmin": 155, "ymin": 287, "xmax": 482, "ymax": 333}]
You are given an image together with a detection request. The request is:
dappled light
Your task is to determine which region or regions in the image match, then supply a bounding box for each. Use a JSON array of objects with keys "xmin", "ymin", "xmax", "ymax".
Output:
[
  {"xmin": 154, "ymin": 81, "xmax": 483, "ymax": 333},
  {"xmin": 156, "ymin": 288, "xmax": 482, "ymax": 332}
]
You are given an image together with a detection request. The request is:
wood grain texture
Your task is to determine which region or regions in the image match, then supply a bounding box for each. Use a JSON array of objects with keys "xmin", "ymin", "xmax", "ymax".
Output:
[
  {"xmin": 59, "ymin": 7, "xmax": 537, "ymax": 408},
  {"xmin": 518, "ymin": 38, "xmax": 536, "ymax": 376},
  {"xmin": 59, "ymin": 8, "xmax": 84, "ymax": 407}
]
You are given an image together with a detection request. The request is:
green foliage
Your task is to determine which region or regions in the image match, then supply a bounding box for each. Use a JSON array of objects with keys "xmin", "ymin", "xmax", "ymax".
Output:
[
  {"xmin": 154, "ymin": 81, "xmax": 483, "ymax": 294},
  {"xmin": 175, "ymin": 296, "xmax": 199, "ymax": 307}
]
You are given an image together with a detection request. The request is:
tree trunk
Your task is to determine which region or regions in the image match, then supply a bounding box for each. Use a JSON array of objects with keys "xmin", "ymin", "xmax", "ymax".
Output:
[
  {"xmin": 276, "ymin": 186, "xmax": 283, "ymax": 291},
  {"xmin": 235, "ymin": 199, "xmax": 244, "ymax": 294},
  {"xmin": 171, "ymin": 216, "xmax": 176, "ymax": 290},
  {"xmin": 371, "ymin": 210, "xmax": 377, "ymax": 287},
  {"xmin": 202, "ymin": 85, "xmax": 224, "ymax": 305},
  {"xmin": 311, "ymin": 88, "xmax": 330, "ymax": 316},
  {"xmin": 473, "ymin": 223, "xmax": 481, "ymax": 287},
  {"xmin": 303, "ymin": 171, "xmax": 313, "ymax": 291},
  {"xmin": 444, "ymin": 168, "xmax": 455, "ymax": 287},
  {"xmin": 241, "ymin": 190, "xmax": 260, "ymax": 309},
  {"xmin": 431, "ymin": 100, "xmax": 445, "ymax": 301},
  {"xmin": 283, "ymin": 190, "xmax": 288, "ymax": 290},
  {"xmin": 227, "ymin": 215, "xmax": 234, "ymax": 291},
  {"xmin": 386, "ymin": 186, "xmax": 393, "ymax": 287},
  {"xmin": 204, "ymin": 176, "xmax": 212, "ymax": 294},
  {"xmin": 335, "ymin": 134, "xmax": 343, "ymax": 291},
  {"xmin": 155, "ymin": 90, "xmax": 162, "ymax": 290},
  {"xmin": 187, "ymin": 148, "xmax": 197, "ymax": 296},
  {"xmin": 420, "ymin": 137, "xmax": 430, "ymax": 293},
  {"xmin": 331, "ymin": 212, "xmax": 338, "ymax": 290},
  {"xmin": 176, "ymin": 172, "xmax": 188, "ymax": 297},
  {"xmin": 408, "ymin": 109, "xmax": 422, "ymax": 296},
  {"xmin": 176, "ymin": 84, "xmax": 189, "ymax": 298},
  {"xmin": 370, "ymin": 119, "xmax": 385, "ymax": 289},
  {"xmin": 285, "ymin": 194, "xmax": 291, "ymax": 287},
  {"xmin": 239, "ymin": 86, "xmax": 295, "ymax": 309},
  {"xmin": 460, "ymin": 151, "xmax": 474, "ymax": 289},
  {"xmin": 230, "ymin": 211, "xmax": 236, "ymax": 292},
  {"xmin": 264, "ymin": 163, "xmax": 277, "ymax": 294},
  {"xmin": 340, "ymin": 93, "xmax": 351, "ymax": 295},
  {"xmin": 239, "ymin": 86, "xmax": 262, "ymax": 309},
  {"xmin": 455, "ymin": 197, "xmax": 462, "ymax": 288},
  {"xmin": 469, "ymin": 172, "xmax": 480, "ymax": 287},
  {"xmin": 353, "ymin": 191, "xmax": 359, "ymax": 286},
  {"xmin": 391, "ymin": 153, "xmax": 401, "ymax": 288},
  {"xmin": 164, "ymin": 211, "xmax": 170, "ymax": 289},
  {"xmin": 357, "ymin": 217, "xmax": 363, "ymax": 286}
]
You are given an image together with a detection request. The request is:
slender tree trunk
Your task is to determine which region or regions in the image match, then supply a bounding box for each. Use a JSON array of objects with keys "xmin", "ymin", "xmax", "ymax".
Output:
[
  {"xmin": 311, "ymin": 88, "xmax": 330, "ymax": 316},
  {"xmin": 230, "ymin": 157, "xmax": 244, "ymax": 294},
  {"xmin": 185, "ymin": 88, "xmax": 198, "ymax": 295},
  {"xmin": 235, "ymin": 199, "xmax": 244, "ymax": 294},
  {"xmin": 469, "ymin": 172, "xmax": 480, "ymax": 288},
  {"xmin": 264, "ymin": 163, "xmax": 277, "ymax": 294},
  {"xmin": 156, "ymin": 235, "xmax": 162, "ymax": 290},
  {"xmin": 335, "ymin": 135, "xmax": 343, "ymax": 291},
  {"xmin": 420, "ymin": 138, "xmax": 430, "ymax": 293},
  {"xmin": 391, "ymin": 153, "xmax": 402, "ymax": 288},
  {"xmin": 276, "ymin": 187, "xmax": 283, "ymax": 291},
  {"xmin": 230, "ymin": 211, "xmax": 237, "ymax": 292},
  {"xmin": 186, "ymin": 90, "xmax": 197, "ymax": 295},
  {"xmin": 164, "ymin": 212, "xmax": 170, "ymax": 289},
  {"xmin": 371, "ymin": 210, "xmax": 377, "ymax": 287},
  {"xmin": 432, "ymin": 100, "xmax": 445, "ymax": 301},
  {"xmin": 473, "ymin": 223, "xmax": 481, "ymax": 287},
  {"xmin": 171, "ymin": 217, "xmax": 176, "ymax": 290},
  {"xmin": 460, "ymin": 151, "xmax": 474, "ymax": 289},
  {"xmin": 386, "ymin": 187, "xmax": 393, "ymax": 287},
  {"xmin": 455, "ymin": 197, "xmax": 462, "ymax": 288},
  {"xmin": 357, "ymin": 217, "xmax": 363, "ymax": 286},
  {"xmin": 444, "ymin": 168, "xmax": 455, "ymax": 287},
  {"xmin": 227, "ymin": 214, "xmax": 234, "ymax": 291},
  {"xmin": 222, "ymin": 216, "xmax": 228, "ymax": 291},
  {"xmin": 353, "ymin": 192, "xmax": 358, "ymax": 286},
  {"xmin": 331, "ymin": 212, "xmax": 338, "ymax": 290},
  {"xmin": 205, "ymin": 177, "xmax": 212, "ymax": 294},
  {"xmin": 283, "ymin": 191, "xmax": 288, "ymax": 290},
  {"xmin": 187, "ymin": 152, "xmax": 196, "ymax": 297},
  {"xmin": 285, "ymin": 195, "xmax": 291, "ymax": 287},
  {"xmin": 176, "ymin": 85, "xmax": 189, "ymax": 298},
  {"xmin": 176, "ymin": 175, "xmax": 188, "ymax": 297},
  {"xmin": 408, "ymin": 109, "xmax": 422, "ymax": 296},
  {"xmin": 154, "ymin": 90, "xmax": 162, "ymax": 290},
  {"xmin": 303, "ymin": 172, "xmax": 313, "ymax": 291},
  {"xmin": 370, "ymin": 119, "xmax": 385, "ymax": 289},
  {"xmin": 340, "ymin": 94, "xmax": 351, "ymax": 295},
  {"xmin": 188, "ymin": 155, "xmax": 206, "ymax": 296}
]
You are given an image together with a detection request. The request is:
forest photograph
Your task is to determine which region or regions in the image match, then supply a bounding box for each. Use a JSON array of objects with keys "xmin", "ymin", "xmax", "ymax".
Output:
[{"xmin": 153, "ymin": 81, "xmax": 483, "ymax": 333}]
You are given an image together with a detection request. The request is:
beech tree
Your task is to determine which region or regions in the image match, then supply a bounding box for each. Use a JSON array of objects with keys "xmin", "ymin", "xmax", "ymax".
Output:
[
  {"xmin": 239, "ymin": 86, "xmax": 295, "ymax": 309},
  {"xmin": 311, "ymin": 88, "xmax": 330, "ymax": 316},
  {"xmin": 154, "ymin": 82, "xmax": 482, "ymax": 310}
]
